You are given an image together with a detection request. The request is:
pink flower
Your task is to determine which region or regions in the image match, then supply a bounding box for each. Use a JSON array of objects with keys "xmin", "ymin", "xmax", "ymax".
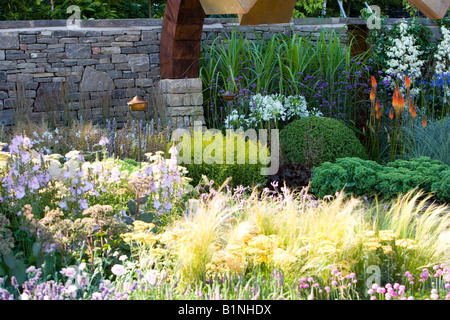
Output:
[
  {"xmin": 60, "ymin": 267, "xmax": 77, "ymax": 278},
  {"xmin": 146, "ymin": 271, "xmax": 158, "ymax": 286},
  {"xmin": 99, "ymin": 136, "xmax": 109, "ymax": 147},
  {"xmin": 111, "ymin": 264, "xmax": 125, "ymax": 276},
  {"xmin": 377, "ymin": 287, "xmax": 386, "ymax": 294}
]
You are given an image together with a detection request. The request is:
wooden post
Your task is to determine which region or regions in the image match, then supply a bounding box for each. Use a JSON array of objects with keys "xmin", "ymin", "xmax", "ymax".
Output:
[{"xmin": 160, "ymin": 0, "xmax": 206, "ymax": 79}]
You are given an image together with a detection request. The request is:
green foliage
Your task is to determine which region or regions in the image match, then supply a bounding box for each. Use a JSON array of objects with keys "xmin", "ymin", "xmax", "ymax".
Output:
[
  {"xmin": 280, "ymin": 117, "xmax": 368, "ymax": 168},
  {"xmin": 0, "ymin": 0, "xmax": 166, "ymax": 20},
  {"xmin": 432, "ymin": 170, "xmax": 450, "ymax": 203},
  {"xmin": 176, "ymin": 131, "xmax": 268, "ymax": 188},
  {"xmin": 311, "ymin": 156, "xmax": 450, "ymax": 201}
]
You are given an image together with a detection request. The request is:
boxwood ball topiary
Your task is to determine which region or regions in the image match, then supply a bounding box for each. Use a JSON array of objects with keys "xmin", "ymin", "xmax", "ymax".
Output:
[{"xmin": 280, "ymin": 117, "xmax": 367, "ymax": 168}]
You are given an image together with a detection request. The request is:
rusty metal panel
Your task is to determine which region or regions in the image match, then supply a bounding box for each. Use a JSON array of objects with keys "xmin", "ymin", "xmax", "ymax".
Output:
[
  {"xmin": 238, "ymin": 0, "xmax": 296, "ymax": 25},
  {"xmin": 199, "ymin": 0, "xmax": 258, "ymax": 14},
  {"xmin": 408, "ymin": 0, "xmax": 449, "ymax": 19}
]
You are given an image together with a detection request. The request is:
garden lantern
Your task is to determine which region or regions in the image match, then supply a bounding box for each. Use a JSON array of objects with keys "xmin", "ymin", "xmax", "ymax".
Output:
[
  {"xmin": 221, "ymin": 90, "xmax": 236, "ymax": 101},
  {"xmin": 127, "ymin": 96, "xmax": 147, "ymax": 167},
  {"xmin": 127, "ymin": 96, "xmax": 147, "ymax": 112}
]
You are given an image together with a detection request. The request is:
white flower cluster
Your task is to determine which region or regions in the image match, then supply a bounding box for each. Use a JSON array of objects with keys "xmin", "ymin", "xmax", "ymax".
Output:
[
  {"xmin": 225, "ymin": 94, "xmax": 321, "ymax": 130},
  {"xmin": 384, "ymin": 20, "xmax": 424, "ymax": 86},
  {"xmin": 435, "ymin": 26, "xmax": 450, "ymax": 75}
]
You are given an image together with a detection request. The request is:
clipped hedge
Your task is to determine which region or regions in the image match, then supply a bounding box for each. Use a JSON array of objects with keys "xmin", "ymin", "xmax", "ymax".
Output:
[
  {"xmin": 311, "ymin": 157, "xmax": 450, "ymax": 202},
  {"xmin": 173, "ymin": 130, "xmax": 269, "ymax": 188},
  {"xmin": 280, "ymin": 117, "xmax": 367, "ymax": 168}
]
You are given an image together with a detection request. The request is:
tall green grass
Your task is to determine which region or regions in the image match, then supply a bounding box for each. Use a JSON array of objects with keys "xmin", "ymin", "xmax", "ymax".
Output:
[{"xmin": 200, "ymin": 28, "xmax": 370, "ymax": 129}]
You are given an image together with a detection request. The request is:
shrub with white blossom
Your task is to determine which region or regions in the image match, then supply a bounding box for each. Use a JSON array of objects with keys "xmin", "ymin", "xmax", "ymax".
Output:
[
  {"xmin": 384, "ymin": 19, "xmax": 425, "ymax": 91},
  {"xmin": 435, "ymin": 26, "xmax": 450, "ymax": 76},
  {"xmin": 224, "ymin": 94, "xmax": 321, "ymax": 130}
]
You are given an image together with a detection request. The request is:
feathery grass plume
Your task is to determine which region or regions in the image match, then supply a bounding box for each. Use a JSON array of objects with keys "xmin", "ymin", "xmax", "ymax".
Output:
[
  {"xmin": 162, "ymin": 181, "xmax": 234, "ymax": 288},
  {"xmin": 371, "ymin": 190, "xmax": 450, "ymax": 273}
]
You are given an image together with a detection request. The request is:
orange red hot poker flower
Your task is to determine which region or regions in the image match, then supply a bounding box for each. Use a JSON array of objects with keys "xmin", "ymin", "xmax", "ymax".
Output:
[
  {"xmin": 392, "ymin": 85, "xmax": 400, "ymax": 109},
  {"xmin": 375, "ymin": 101, "xmax": 382, "ymax": 119},
  {"xmin": 409, "ymin": 100, "xmax": 416, "ymax": 118},
  {"xmin": 371, "ymin": 76, "xmax": 377, "ymax": 87},
  {"xmin": 405, "ymin": 76, "xmax": 411, "ymax": 90},
  {"xmin": 370, "ymin": 86, "xmax": 376, "ymax": 102},
  {"xmin": 389, "ymin": 108, "xmax": 394, "ymax": 119}
]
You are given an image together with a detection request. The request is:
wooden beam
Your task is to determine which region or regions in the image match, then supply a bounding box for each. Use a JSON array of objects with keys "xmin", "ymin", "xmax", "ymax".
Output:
[
  {"xmin": 408, "ymin": 0, "xmax": 449, "ymax": 19},
  {"xmin": 160, "ymin": 0, "xmax": 205, "ymax": 79}
]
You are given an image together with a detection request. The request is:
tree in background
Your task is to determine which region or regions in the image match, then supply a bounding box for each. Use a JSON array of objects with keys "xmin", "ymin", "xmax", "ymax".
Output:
[
  {"xmin": 293, "ymin": 0, "xmax": 411, "ymax": 18},
  {"xmin": 0, "ymin": 0, "xmax": 167, "ymax": 20}
]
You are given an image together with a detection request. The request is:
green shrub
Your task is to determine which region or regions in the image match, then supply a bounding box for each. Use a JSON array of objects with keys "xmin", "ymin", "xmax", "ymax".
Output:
[
  {"xmin": 311, "ymin": 156, "xmax": 450, "ymax": 202},
  {"xmin": 280, "ymin": 117, "xmax": 368, "ymax": 168},
  {"xmin": 174, "ymin": 130, "xmax": 269, "ymax": 188},
  {"xmin": 432, "ymin": 170, "xmax": 450, "ymax": 203}
]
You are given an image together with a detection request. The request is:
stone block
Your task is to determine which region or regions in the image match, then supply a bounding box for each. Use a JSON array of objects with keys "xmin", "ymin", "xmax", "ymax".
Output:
[
  {"xmin": 96, "ymin": 63, "xmax": 115, "ymax": 71},
  {"xmin": 17, "ymin": 62, "xmax": 37, "ymax": 69},
  {"xmin": 114, "ymin": 79, "xmax": 134, "ymax": 88},
  {"xmin": 127, "ymin": 54, "xmax": 149, "ymax": 73},
  {"xmin": 115, "ymin": 35, "xmax": 140, "ymax": 42},
  {"xmin": 136, "ymin": 45, "xmax": 159, "ymax": 54},
  {"xmin": 5, "ymin": 53, "xmax": 29, "ymax": 60},
  {"xmin": 110, "ymin": 42, "xmax": 133, "ymax": 47},
  {"xmin": 37, "ymin": 37, "xmax": 58, "ymax": 44},
  {"xmin": 0, "ymin": 109, "xmax": 14, "ymax": 125},
  {"xmin": 0, "ymin": 50, "xmax": 4, "ymax": 60},
  {"xmin": 59, "ymin": 37, "xmax": 79, "ymax": 44},
  {"xmin": 101, "ymin": 46, "xmax": 121, "ymax": 55},
  {"xmin": 77, "ymin": 59, "xmax": 100, "ymax": 66},
  {"xmin": 80, "ymin": 66, "xmax": 114, "ymax": 92},
  {"xmin": 66, "ymin": 43, "xmax": 91, "ymax": 59},
  {"xmin": 20, "ymin": 35, "xmax": 36, "ymax": 44},
  {"xmin": 159, "ymin": 78, "xmax": 202, "ymax": 94},
  {"xmin": 135, "ymin": 78, "xmax": 153, "ymax": 87},
  {"xmin": 142, "ymin": 30, "xmax": 158, "ymax": 42},
  {"xmin": 165, "ymin": 94, "xmax": 184, "ymax": 107},
  {"xmin": 0, "ymin": 32, "xmax": 19, "ymax": 49},
  {"xmin": 121, "ymin": 71, "xmax": 138, "ymax": 79},
  {"xmin": 33, "ymin": 73, "xmax": 54, "ymax": 78},
  {"xmin": 107, "ymin": 69, "xmax": 123, "ymax": 79},
  {"xmin": 34, "ymin": 82, "xmax": 64, "ymax": 112},
  {"xmin": 120, "ymin": 47, "xmax": 137, "ymax": 54},
  {"xmin": 150, "ymin": 53, "xmax": 160, "ymax": 65},
  {"xmin": 0, "ymin": 71, "xmax": 6, "ymax": 83},
  {"xmin": 7, "ymin": 73, "xmax": 33, "ymax": 83},
  {"xmin": 27, "ymin": 44, "xmax": 48, "ymax": 52},
  {"xmin": 112, "ymin": 89, "xmax": 127, "ymax": 99},
  {"xmin": 112, "ymin": 54, "xmax": 128, "ymax": 63},
  {"xmin": 115, "ymin": 63, "xmax": 131, "ymax": 71},
  {"xmin": 0, "ymin": 61, "xmax": 18, "ymax": 70}
]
